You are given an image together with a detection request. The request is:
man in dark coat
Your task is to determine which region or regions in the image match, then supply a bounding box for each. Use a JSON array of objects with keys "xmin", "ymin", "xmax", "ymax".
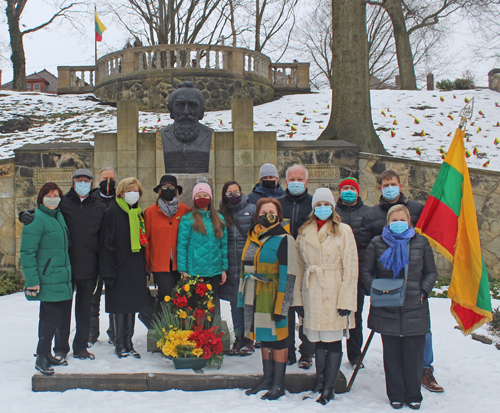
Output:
[
  {"xmin": 358, "ymin": 169, "xmax": 443, "ymax": 393},
  {"xmin": 278, "ymin": 164, "xmax": 314, "ymax": 369},
  {"xmin": 335, "ymin": 177, "xmax": 370, "ymax": 368},
  {"xmin": 247, "ymin": 163, "xmax": 285, "ymax": 204}
]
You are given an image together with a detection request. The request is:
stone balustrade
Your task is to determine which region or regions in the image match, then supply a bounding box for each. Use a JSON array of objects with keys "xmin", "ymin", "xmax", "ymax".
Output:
[
  {"xmin": 57, "ymin": 66, "xmax": 96, "ymax": 94},
  {"xmin": 270, "ymin": 62, "xmax": 310, "ymax": 92}
]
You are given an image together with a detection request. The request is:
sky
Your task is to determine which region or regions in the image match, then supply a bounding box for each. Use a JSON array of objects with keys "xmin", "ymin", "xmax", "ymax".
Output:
[{"xmin": 0, "ymin": 2, "xmax": 498, "ymax": 87}]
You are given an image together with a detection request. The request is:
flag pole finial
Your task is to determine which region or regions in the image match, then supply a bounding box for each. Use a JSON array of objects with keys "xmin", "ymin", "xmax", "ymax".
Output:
[{"xmin": 458, "ymin": 97, "xmax": 474, "ymax": 130}]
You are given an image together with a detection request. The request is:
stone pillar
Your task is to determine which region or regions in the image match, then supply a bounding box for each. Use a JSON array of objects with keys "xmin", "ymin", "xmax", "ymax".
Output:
[
  {"xmin": 0, "ymin": 159, "xmax": 15, "ymax": 271},
  {"xmin": 296, "ymin": 63, "xmax": 310, "ymax": 90},
  {"xmin": 232, "ymin": 99, "xmax": 255, "ymax": 196},
  {"xmin": 94, "ymin": 133, "xmax": 117, "ymax": 180},
  {"xmin": 57, "ymin": 66, "xmax": 71, "ymax": 94},
  {"xmin": 427, "ymin": 73, "xmax": 434, "ymax": 91},
  {"xmin": 137, "ymin": 133, "xmax": 157, "ymax": 208},
  {"xmin": 255, "ymin": 132, "xmax": 277, "ymax": 184},
  {"xmin": 214, "ymin": 131, "xmax": 234, "ymax": 206},
  {"xmin": 116, "ymin": 101, "xmax": 139, "ymax": 180},
  {"xmin": 229, "ymin": 50, "xmax": 245, "ymax": 74},
  {"xmin": 395, "ymin": 75, "xmax": 401, "ymax": 89},
  {"xmin": 123, "ymin": 49, "xmax": 139, "ymax": 73}
]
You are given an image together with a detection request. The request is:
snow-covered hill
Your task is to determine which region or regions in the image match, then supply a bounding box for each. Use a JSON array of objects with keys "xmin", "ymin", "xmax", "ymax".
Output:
[{"xmin": 1, "ymin": 88, "xmax": 499, "ymax": 171}]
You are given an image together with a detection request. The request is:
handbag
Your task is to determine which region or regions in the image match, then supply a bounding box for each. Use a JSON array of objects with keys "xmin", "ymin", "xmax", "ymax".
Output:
[
  {"xmin": 370, "ymin": 245, "xmax": 409, "ymax": 308},
  {"xmin": 138, "ymin": 287, "xmax": 160, "ymax": 329}
]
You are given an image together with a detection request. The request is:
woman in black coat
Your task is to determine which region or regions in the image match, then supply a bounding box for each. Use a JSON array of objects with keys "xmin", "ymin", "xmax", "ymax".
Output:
[
  {"xmin": 360, "ymin": 205, "xmax": 437, "ymax": 411},
  {"xmin": 99, "ymin": 177, "xmax": 149, "ymax": 359},
  {"xmin": 218, "ymin": 181, "xmax": 256, "ymax": 356}
]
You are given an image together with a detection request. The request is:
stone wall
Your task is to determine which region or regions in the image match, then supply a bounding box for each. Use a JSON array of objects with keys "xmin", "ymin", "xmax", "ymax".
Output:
[
  {"xmin": 93, "ymin": 72, "xmax": 275, "ymax": 112},
  {"xmin": 0, "ymin": 158, "xmax": 15, "ymax": 270},
  {"xmin": 488, "ymin": 69, "xmax": 500, "ymax": 93}
]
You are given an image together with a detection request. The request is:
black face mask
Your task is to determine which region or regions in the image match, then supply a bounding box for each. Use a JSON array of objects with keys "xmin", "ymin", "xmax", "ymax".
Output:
[
  {"xmin": 160, "ymin": 187, "xmax": 176, "ymax": 202},
  {"xmin": 226, "ymin": 194, "xmax": 241, "ymax": 205},
  {"xmin": 99, "ymin": 178, "xmax": 116, "ymax": 196},
  {"xmin": 261, "ymin": 179, "xmax": 277, "ymax": 190},
  {"xmin": 259, "ymin": 212, "xmax": 278, "ymax": 228}
]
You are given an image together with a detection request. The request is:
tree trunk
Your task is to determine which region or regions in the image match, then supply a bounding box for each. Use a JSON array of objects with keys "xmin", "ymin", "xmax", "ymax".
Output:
[
  {"xmin": 318, "ymin": 0, "xmax": 388, "ymax": 155},
  {"xmin": 229, "ymin": 0, "xmax": 237, "ymax": 47},
  {"xmin": 255, "ymin": 0, "xmax": 261, "ymax": 51},
  {"xmin": 6, "ymin": 2, "xmax": 26, "ymax": 91},
  {"xmin": 382, "ymin": 0, "xmax": 417, "ymax": 90}
]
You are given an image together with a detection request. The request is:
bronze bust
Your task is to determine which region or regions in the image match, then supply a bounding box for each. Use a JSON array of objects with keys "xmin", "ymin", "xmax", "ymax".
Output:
[{"xmin": 161, "ymin": 82, "xmax": 213, "ymax": 173}]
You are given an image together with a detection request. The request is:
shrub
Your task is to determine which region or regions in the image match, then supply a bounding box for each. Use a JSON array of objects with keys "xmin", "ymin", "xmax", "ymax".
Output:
[
  {"xmin": 453, "ymin": 77, "xmax": 475, "ymax": 90},
  {"xmin": 488, "ymin": 307, "xmax": 500, "ymax": 337},
  {"xmin": 490, "ymin": 280, "xmax": 500, "ymax": 300},
  {"xmin": 0, "ymin": 271, "xmax": 24, "ymax": 296},
  {"xmin": 436, "ymin": 79, "xmax": 454, "ymax": 91}
]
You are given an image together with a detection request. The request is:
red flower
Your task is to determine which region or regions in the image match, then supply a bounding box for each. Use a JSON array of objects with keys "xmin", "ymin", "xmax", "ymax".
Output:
[
  {"xmin": 195, "ymin": 283, "xmax": 208, "ymax": 297},
  {"xmin": 173, "ymin": 295, "xmax": 188, "ymax": 308}
]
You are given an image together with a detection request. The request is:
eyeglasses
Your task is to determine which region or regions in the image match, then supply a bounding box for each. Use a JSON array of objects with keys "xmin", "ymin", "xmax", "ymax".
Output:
[
  {"xmin": 161, "ymin": 185, "xmax": 176, "ymax": 191},
  {"xmin": 225, "ymin": 191, "xmax": 242, "ymax": 197}
]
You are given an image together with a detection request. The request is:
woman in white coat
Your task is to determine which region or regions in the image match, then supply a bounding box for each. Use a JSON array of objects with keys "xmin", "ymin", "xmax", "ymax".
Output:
[{"xmin": 295, "ymin": 188, "xmax": 359, "ymax": 405}]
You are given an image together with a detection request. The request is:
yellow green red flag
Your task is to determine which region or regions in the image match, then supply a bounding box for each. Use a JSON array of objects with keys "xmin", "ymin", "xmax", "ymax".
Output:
[
  {"xmin": 95, "ymin": 12, "xmax": 107, "ymax": 42},
  {"xmin": 415, "ymin": 128, "xmax": 492, "ymax": 335}
]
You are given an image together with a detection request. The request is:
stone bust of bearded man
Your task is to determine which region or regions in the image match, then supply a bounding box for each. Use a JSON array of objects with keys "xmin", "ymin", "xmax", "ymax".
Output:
[{"xmin": 160, "ymin": 81, "xmax": 213, "ymax": 173}]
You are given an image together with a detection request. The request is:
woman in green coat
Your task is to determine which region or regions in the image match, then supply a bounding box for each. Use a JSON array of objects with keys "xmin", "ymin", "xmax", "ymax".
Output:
[{"xmin": 20, "ymin": 182, "xmax": 72, "ymax": 376}]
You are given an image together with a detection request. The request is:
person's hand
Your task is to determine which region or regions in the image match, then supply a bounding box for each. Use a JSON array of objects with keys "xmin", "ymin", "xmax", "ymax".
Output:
[
  {"xmin": 20, "ymin": 210, "xmax": 35, "ymax": 225},
  {"xmin": 338, "ymin": 309, "xmax": 351, "ymax": 317},
  {"xmin": 181, "ymin": 272, "xmax": 188, "ymax": 278},
  {"xmin": 104, "ymin": 278, "xmax": 115, "ymax": 288},
  {"xmin": 220, "ymin": 271, "xmax": 227, "ymax": 285},
  {"xmin": 274, "ymin": 314, "xmax": 286, "ymax": 322},
  {"xmin": 421, "ymin": 290, "xmax": 428, "ymax": 303},
  {"xmin": 25, "ymin": 285, "xmax": 40, "ymax": 297},
  {"xmin": 296, "ymin": 306, "xmax": 305, "ymax": 319}
]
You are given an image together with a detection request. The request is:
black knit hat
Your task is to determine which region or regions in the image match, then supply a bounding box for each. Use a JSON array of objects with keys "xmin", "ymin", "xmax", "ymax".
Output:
[{"xmin": 153, "ymin": 175, "xmax": 183, "ymax": 195}]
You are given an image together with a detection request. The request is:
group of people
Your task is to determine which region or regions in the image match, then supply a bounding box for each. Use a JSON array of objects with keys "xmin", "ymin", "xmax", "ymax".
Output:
[{"xmin": 20, "ymin": 162, "xmax": 442, "ymax": 410}]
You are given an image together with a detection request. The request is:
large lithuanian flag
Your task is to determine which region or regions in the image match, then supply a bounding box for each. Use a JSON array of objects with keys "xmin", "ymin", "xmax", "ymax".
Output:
[
  {"xmin": 95, "ymin": 11, "xmax": 107, "ymax": 42},
  {"xmin": 416, "ymin": 127, "xmax": 492, "ymax": 335}
]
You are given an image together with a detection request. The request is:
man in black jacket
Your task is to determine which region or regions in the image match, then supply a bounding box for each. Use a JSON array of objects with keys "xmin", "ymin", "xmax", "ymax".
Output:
[
  {"xmin": 278, "ymin": 164, "xmax": 314, "ymax": 369},
  {"xmin": 359, "ymin": 170, "xmax": 444, "ymax": 393},
  {"xmin": 247, "ymin": 163, "xmax": 286, "ymax": 204},
  {"xmin": 335, "ymin": 177, "xmax": 370, "ymax": 368}
]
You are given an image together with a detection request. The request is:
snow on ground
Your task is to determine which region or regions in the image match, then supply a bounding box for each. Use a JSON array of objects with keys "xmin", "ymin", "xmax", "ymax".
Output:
[
  {"xmin": 1, "ymin": 88, "xmax": 500, "ymax": 171},
  {"xmin": 0, "ymin": 293, "xmax": 499, "ymax": 412}
]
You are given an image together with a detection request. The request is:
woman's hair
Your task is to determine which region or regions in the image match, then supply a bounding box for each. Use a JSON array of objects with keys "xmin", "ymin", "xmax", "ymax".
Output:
[
  {"xmin": 37, "ymin": 182, "xmax": 63, "ymax": 207},
  {"xmin": 254, "ymin": 198, "xmax": 283, "ymax": 223},
  {"xmin": 298, "ymin": 202, "xmax": 342, "ymax": 235},
  {"xmin": 192, "ymin": 194, "xmax": 226, "ymax": 238},
  {"xmin": 116, "ymin": 177, "xmax": 143, "ymax": 199},
  {"xmin": 387, "ymin": 204, "xmax": 411, "ymax": 224},
  {"xmin": 219, "ymin": 181, "xmax": 241, "ymax": 227}
]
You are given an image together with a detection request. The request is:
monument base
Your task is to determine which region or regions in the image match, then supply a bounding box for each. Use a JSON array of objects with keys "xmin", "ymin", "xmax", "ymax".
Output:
[{"xmin": 174, "ymin": 173, "xmax": 213, "ymax": 206}]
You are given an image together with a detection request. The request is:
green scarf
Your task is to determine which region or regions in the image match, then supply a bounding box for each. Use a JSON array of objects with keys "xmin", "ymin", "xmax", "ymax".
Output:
[{"xmin": 116, "ymin": 197, "xmax": 146, "ymax": 253}]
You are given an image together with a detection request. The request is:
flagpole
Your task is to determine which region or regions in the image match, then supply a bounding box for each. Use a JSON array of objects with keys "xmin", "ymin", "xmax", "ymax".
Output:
[{"xmin": 94, "ymin": 5, "xmax": 97, "ymax": 67}]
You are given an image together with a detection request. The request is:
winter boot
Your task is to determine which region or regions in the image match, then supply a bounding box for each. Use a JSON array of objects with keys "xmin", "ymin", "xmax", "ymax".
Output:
[
  {"xmin": 317, "ymin": 351, "xmax": 342, "ymax": 405},
  {"xmin": 35, "ymin": 354, "xmax": 54, "ymax": 376},
  {"xmin": 47, "ymin": 354, "xmax": 68, "ymax": 366},
  {"xmin": 261, "ymin": 360, "xmax": 287, "ymax": 400},
  {"xmin": 228, "ymin": 335, "xmax": 245, "ymax": 356},
  {"xmin": 421, "ymin": 368, "xmax": 444, "ymax": 393},
  {"xmin": 113, "ymin": 314, "xmax": 129, "ymax": 358},
  {"xmin": 246, "ymin": 357, "xmax": 273, "ymax": 395},
  {"xmin": 107, "ymin": 314, "xmax": 116, "ymax": 345},
  {"xmin": 124, "ymin": 313, "xmax": 140, "ymax": 359},
  {"xmin": 303, "ymin": 348, "xmax": 326, "ymax": 400}
]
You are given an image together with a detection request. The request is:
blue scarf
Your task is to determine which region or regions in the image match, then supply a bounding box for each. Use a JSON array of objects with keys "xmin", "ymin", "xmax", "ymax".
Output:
[
  {"xmin": 254, "ymin": 183, "xmax": 285, "ymax": 198},
  {"xmin": 380, "ymin": 225, "xmax": 415, "ymax": 278}
]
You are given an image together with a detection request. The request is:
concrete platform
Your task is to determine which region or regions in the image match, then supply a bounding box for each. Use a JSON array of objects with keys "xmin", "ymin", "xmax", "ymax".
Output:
[{"xmin": 32, "ymin": 371, "xmax": 347, "ymax": 393}]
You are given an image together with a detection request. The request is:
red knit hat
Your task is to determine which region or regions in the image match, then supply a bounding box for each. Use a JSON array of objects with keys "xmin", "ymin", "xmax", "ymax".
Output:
[{"xmin": 339, "ymin": 177, "xmax": 360, "ymax": 194}]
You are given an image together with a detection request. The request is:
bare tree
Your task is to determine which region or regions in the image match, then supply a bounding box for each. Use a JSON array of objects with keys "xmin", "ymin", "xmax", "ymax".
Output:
[
  {"xmin": 465, "ymin": 1, "xmax": 500, "ymax": 63},
  {"xmin": 4, "ymin": 0, "xmax": 82, "ymax": 91}
]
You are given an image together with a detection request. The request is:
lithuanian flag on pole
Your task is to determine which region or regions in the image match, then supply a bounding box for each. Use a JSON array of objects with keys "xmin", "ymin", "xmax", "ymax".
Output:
[
  {"xmin": 415, "ymin": 127, "xmax": 492, "ymax": 335},
  {"xmin": 95, "ymin": 11, "xmax": 107, "ymax": 42}
]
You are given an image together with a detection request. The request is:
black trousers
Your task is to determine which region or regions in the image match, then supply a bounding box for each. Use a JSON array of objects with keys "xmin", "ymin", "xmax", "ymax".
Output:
[
  {"xmin": 37, "ymin": 300, "xmax": 71, "ymax": 356},
  {"xmin": 347, "ymin": 285, "xmax": 365, "ymax": 362},
  {"xmin": 287, "ymin": 307, "xmax": 315, "ymax": 359},
  {"xmin": 54, "ymin": 278, "xmax": 96, "ymax": 355},
  {"xmin": 153, "ymin": 271, "xmax": 180, "ymax": 301},
  {"xmin": 90, "ymin": 279, "xmax": 115, "ymax": 340},
  {"xmin": 315, "ymin": 340, "xmax": 342, "ymax": 352},
  {"xmin": 381, "ymin": 334, "xmax": 426, "ymax": 404}
]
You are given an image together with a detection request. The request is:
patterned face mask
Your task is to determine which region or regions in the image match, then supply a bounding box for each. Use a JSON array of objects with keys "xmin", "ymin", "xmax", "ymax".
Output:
[{"xmin": 259, "ymin": 212, "xmax": 278, "ymax": 228}]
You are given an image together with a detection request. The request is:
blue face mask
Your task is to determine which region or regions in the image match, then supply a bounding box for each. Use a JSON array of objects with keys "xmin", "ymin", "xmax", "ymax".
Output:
[
  {"xmin": 389, "ymin": 221, "xmax": 409, "ymax": 234},
  {"xmin": 382, "ymin": 185, "xmax": 400, "ymax": 202},
  {"xmin": 314, "ymin": 205, "xmax": 333, "ymax": 221},
  {"xmin": 75, "ymin": 181, "xmax": 91, "ymax": 197},
  {"xmin": 288, "ymin": 181, "xmax": 305, "ymax": 196},
  {"xmin": 340, "ymin": 190, "xmax": 357, "ymax": 204}
]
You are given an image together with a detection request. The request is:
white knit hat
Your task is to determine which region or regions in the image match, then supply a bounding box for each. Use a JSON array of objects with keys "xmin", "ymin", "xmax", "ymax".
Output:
[{"xmin": 312, "ymin": 188, "xmax": 336, "ymax": 209}]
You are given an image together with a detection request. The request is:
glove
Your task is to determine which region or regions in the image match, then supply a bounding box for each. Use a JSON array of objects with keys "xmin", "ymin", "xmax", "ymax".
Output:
[
  {"xmin": 19, "ymin": 210, "xmax": 35, "ymax": 225},
  {"xmin": 338, "ymin": 309, "xmax": 351, "ymax": 317},
  {"xmin": 296, "ymin": 306, "xmax": 305, "ymax": 319},
  {"xmin": 421, "ymin": 290, "xmax": 428, "ymax": 301},
  {"xmin": 274, "ymin": 314, "xmax": 286, "ymax": 322},
  {"xmin": 103, "ymin": 278, "xmax": 115, "ymax": 288}
]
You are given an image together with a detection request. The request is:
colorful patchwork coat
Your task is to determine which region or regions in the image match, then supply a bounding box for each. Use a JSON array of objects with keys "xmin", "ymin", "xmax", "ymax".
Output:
[{"xmin": 237, "ymin": 220, "xmax": 298, "ymax": 342}]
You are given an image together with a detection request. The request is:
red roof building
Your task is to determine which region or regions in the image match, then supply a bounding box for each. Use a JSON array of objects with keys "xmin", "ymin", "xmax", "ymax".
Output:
[{"xmin": 0, "ymin": 69, "xmax": 58, "ymax": 94}]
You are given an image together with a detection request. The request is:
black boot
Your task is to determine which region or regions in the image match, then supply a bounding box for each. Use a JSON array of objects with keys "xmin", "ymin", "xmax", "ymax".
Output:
[
  {"xmin": 47, "ymin": 354, "xmax": 68, "ymax": 366},
  {"xmin": 113, "ymin": 314, "xmax": 129, "ymax": 358},
  {"xmin": 261, "ymin": 360, "xmax": 286, "ymax": 400},
  {"xmin": 35, "ymin": 354, "xmax": 54, "ymax": 376},
  {"xmin": 107, "ymin": 314, "xmax": 115, "ymax": 345},
  {"xmin": 317, "ymin": 351, "xmax": 342, "ymax": 405},
  {"xmin": 124, "ymin": 313, "xmax": 140, "ymax": 359},
  {"xmin": 303, "ymin": 348, "xmax": 326, "ymax": 400},
  {"xmin": 245, "ymin": 356, "xmax": 273, "ymax": 395}
]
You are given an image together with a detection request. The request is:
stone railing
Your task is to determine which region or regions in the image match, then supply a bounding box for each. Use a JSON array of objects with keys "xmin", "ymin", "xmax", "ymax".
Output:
[
  {"xmin": 57, "ymin": 65, "xmax": 96, "ymax": 94},
  {"xmin": 270, "ymin": 62, "xmax": 310, "ymax": 91}
]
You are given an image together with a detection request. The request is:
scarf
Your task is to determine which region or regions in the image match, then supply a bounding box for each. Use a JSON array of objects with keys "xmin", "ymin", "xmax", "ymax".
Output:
[
  {"xmin": 380, "ymin": 225, "xmax": 415, "ymax": 278},
  {"xmin": 158, "ymin": 196, "xmax": 178, "ymax": 218},
  {"xmin": 116, "ymin": 197, "xmax": 148, "ymax": 252},
  {"xmin": 255, "ymin": 183, "xmax": 285, "ymax": 198}
]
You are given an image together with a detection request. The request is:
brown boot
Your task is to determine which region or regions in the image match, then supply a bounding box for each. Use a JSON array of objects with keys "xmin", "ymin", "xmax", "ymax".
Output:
[{"xmin": 421, "ymin": 368, "xmax": 444, "ymax": 392}]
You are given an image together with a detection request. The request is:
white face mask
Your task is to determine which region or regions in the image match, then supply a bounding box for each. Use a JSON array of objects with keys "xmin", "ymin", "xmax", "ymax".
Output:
[
  {"xmin": 43, "ymin": 196, "xmax": 61, "ymax": 208},
  {"xmin": 124, "ymin": 191, "xmax": 140, "ymax": 206}
]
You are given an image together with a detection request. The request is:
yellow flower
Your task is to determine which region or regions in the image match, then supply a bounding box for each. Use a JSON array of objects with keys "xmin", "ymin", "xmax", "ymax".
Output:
[
  {"xmin": 183, "ymin": 284, "xmax": 190, "ymax": 292},
  {"xmin": 192, "ymin": 348, "xmax": 204, "ymax": 358},
  {"xmin": 207, "ymin": 284, "xmax": 212, "ymax": 291},
  {"xmin": 207, "ymin": 316, "xmax": 211, "ymax": 322},
  {"xmin": 164, "ymin": 296, "xmax": 171, "ymax": 302},
  {"xmin": 179, "ymin": 310, "xmax": 187, "ymax": 319},
  {"xmin": 207, "ymin": 301, "xmax": 214, "ymax": 310}
]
